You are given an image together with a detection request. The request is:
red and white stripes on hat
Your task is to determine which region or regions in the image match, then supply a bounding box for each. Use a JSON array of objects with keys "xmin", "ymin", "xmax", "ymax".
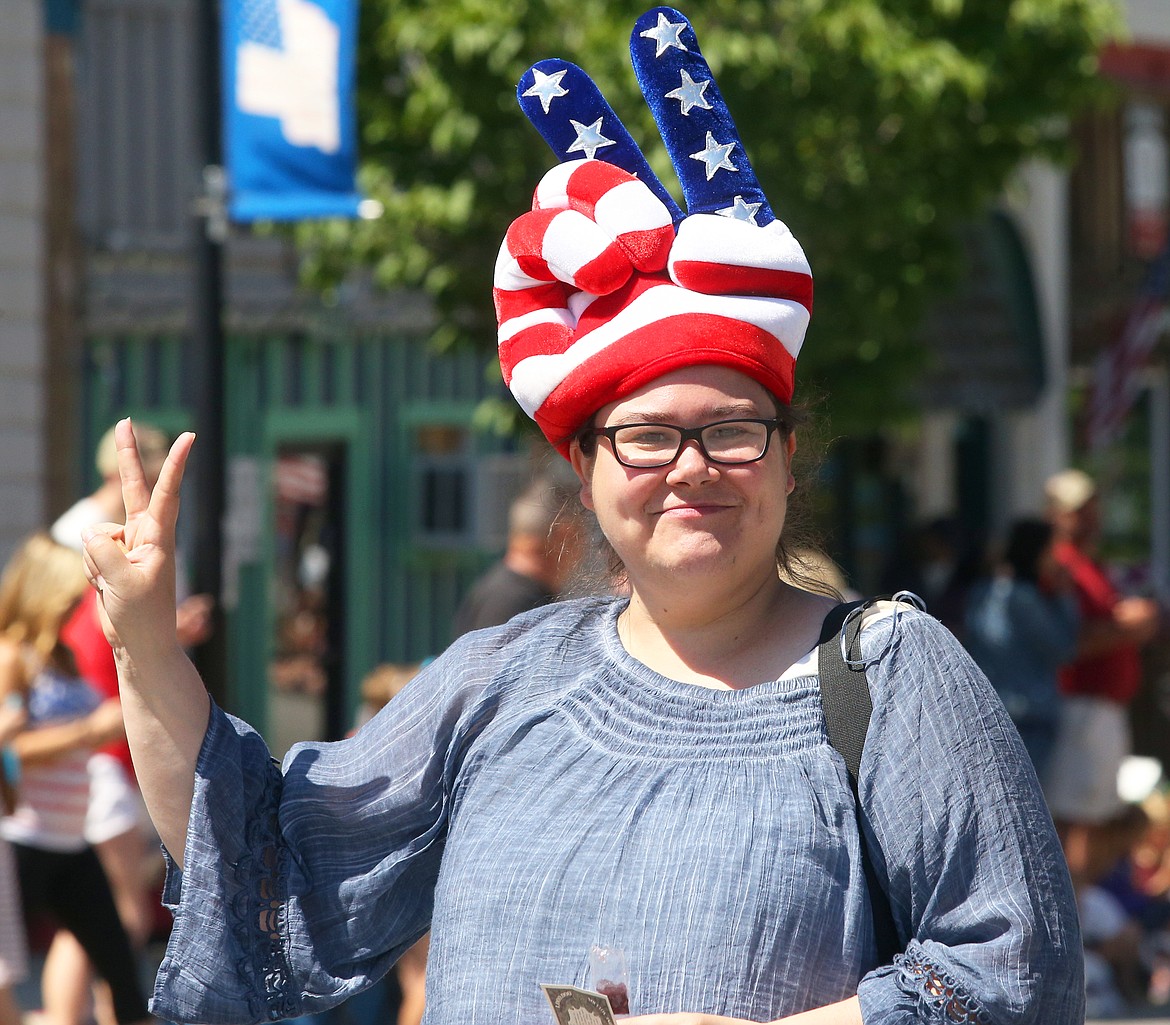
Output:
[{"xmin": 494, "ymin": 159, "xmax": 812, "ymax": 454}]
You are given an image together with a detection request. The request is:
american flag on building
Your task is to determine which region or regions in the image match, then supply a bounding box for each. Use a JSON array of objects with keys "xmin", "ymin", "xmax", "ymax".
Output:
[{"xmin": 1085, "ymin": 240, "xmax": 1170, "ymax": 451}]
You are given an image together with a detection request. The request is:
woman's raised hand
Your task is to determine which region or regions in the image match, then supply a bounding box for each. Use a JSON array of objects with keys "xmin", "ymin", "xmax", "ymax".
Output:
[{"xmin": 81, "ymin": 418, "xmax": 196, "ymax": 658}]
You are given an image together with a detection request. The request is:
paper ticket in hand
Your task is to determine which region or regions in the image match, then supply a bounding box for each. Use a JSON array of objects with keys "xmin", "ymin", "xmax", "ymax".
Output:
[{"xmin": 540, "ymin": 984, "xmax": 618, "ymax": 1025}]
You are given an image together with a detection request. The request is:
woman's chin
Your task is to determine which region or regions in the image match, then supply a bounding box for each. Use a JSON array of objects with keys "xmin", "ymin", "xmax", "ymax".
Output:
[{"xmin": 643, "ymin": 533, "xmax": 735, "ymax": 575}]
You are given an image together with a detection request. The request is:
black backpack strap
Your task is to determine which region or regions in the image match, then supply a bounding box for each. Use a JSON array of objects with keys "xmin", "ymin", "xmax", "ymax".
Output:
[
  {"xmin": 818, "ymin": 599, "xmax": 902, "ymax": 965},
  {"xmin": 817, "ymin": 601, "xmax": 870, "ymax": 783}
]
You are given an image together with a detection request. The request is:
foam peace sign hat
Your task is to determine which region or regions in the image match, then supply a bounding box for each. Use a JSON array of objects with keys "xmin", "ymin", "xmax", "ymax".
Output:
[{"xmin": 494, "ymin": 7, "xmax": 813, "ymax": 454}]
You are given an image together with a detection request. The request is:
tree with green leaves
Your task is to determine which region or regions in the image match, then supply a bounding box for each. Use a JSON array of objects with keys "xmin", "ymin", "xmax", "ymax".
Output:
[{"xmin": 298, "ymin": 0, "xmax": 1120, "ymax": 434}]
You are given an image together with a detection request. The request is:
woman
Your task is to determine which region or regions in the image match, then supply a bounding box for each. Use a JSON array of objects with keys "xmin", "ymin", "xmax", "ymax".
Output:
[
  {"xmin": 964, "ymin": 517, "xmax": 1080, "ymax": 780},
  {"xmin": 81, "ymin": 8, "xmax": 1082, "ymax": 1024},
  {"xmin": 0, "ymin": 533, "xmax": 152, "ymax": 1025}
]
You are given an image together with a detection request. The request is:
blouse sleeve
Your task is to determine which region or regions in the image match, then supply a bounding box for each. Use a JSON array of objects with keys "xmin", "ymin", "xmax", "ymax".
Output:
[
  {"xmin": 852, "ymin": 609, "xmax": 1084, "ymax": 1025},
  {"xmin": 150, "ymin": 641, "xmax": 497, "ymax": 1025}
]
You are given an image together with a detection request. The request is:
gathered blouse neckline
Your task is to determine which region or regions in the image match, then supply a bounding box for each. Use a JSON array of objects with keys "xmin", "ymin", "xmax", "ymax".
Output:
[
  {"xmin": 543, "ymin": 598, "xmax": 826, "ymax": 762},
  {"xmin": 598, "ymin": 596, "xmax": 819, "ymax": 693}
]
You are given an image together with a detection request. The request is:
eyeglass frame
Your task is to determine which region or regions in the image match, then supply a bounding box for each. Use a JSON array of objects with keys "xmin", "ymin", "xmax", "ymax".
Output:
[{"xmin": 580, "ymin": 417, "xmax": 787, "ymax": 469}]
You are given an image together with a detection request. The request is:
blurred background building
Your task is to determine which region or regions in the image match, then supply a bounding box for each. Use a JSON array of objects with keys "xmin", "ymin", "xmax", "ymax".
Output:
[{"xmin": 2, "ymin": 0, "xmax": 1167, "ymax": 748}]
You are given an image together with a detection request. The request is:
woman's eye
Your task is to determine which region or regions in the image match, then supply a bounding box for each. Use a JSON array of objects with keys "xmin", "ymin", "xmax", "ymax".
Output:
[
  {"xmin": 625, "ymin": 428, "xmax": 671, "ymax": 447},
  {"xmin": 708, "ymin": 424, "xmax": 750, "ymax": 441}
]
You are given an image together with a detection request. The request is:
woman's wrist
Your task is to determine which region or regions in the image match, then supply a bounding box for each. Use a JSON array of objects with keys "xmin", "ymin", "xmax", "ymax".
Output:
[
  {"xmin": 113, "ymin": 644, "xmax": 210, "ymax": 730},
  {"xmin": 113, "ymin": 637, "xmax": 189, "ymax": 681}
]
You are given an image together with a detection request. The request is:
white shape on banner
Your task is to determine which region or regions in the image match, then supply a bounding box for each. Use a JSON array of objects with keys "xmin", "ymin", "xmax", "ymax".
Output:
[{"xmin": 236, "ymin": 0, "xmax": 341, "ymax": 153}]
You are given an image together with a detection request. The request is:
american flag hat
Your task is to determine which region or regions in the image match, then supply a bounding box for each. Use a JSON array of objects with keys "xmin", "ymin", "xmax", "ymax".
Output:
[{"xmin": 495, "ymin": 7, "xmax": 813, "ymax": 455}]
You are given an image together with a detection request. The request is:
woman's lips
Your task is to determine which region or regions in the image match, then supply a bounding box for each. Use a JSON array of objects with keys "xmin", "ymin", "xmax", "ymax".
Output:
[{"xmin": 654, "ymin": 502, "xmax": 733, "ymax": 517}]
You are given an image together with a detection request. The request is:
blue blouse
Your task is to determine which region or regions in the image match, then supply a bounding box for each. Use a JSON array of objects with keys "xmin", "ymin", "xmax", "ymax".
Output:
[{"xmin": 152, "ymin": 597, "xmax": 1083, "ymax": 1025}]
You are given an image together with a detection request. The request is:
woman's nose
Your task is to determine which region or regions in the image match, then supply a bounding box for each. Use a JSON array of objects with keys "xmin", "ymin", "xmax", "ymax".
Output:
[{"xmin": 665, "ymin": 438, "xmax": 719, "ymax": 482}]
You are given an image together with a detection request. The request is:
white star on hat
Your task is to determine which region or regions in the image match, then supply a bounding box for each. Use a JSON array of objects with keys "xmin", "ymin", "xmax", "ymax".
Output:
[
  {"xmin": 716, "ymin": 195, "xmax": 762, "ymax": 225},
  {"xmin": 665, "ymin": 69, "xmax": 711, "ymax": 117},
  {"xmin": 566, "ymin": 118, "xmax": 616, "ymax": 160},
  {"xmin": 523, "ymin": 67, "xmax": 569, "ymax": 114},
  {"xmin": 691, "ymin": 131, "xmax": 737, "ymax": 180},
  {"xmin": 639, "ymin": 12, "xmax": 688, "ymax": 58}
]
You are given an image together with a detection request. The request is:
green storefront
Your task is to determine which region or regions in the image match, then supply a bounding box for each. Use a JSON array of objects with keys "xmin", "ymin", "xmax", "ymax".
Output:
[{"xmin": 79, "ymin": 326, "xmax": 526, "ymax": 757}]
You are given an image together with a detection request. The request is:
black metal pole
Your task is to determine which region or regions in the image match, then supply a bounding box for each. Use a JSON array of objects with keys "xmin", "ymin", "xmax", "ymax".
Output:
[{"xmin": 189, "ymin": 0, "xmax": 228, "ymax": 704}]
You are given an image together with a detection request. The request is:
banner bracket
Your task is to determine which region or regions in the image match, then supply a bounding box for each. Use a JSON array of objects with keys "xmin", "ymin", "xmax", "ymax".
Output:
[{"xmin": 194, "ymin": 164, "xmax": 230, "ymax": 244}]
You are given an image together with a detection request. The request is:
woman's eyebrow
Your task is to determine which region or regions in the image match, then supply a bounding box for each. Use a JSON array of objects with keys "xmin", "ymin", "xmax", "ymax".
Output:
[{"xmin": 605, "ymin": 404, "xmax": 763, "ymax": 426}]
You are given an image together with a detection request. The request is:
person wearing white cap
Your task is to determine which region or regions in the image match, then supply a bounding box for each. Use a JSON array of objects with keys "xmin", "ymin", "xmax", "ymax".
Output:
[
  {"xmin": 1043, "ymin": 468, "xmax": 1162, "ymax": 891},
  {"xmin": 76, "ymin": 10, "xmax": 1082, "ymax": 1025}
]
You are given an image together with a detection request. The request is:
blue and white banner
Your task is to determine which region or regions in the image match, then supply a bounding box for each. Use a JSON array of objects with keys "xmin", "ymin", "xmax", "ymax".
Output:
[{"xmin": 222, "ymin": 0, "xmax": 364, "ymax": 222}]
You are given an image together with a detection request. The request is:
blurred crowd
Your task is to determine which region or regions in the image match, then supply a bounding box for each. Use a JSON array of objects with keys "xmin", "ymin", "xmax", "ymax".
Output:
[
  {"xmin": 883, "ymin": 469, "xmax": 1168, "ymax": 1020},
  {"xmin": 0, "ymin": 423, "xmax": 216, "ymax": 1025}
]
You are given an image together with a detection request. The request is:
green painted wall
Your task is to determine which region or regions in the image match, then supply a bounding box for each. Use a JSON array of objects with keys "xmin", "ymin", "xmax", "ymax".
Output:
[{"xmin": 81, "ymin": 330, "xmax": 511, "ymax": 742}]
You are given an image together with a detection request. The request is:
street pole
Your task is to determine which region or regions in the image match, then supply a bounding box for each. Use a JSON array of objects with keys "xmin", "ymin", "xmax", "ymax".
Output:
[{"xmin": 189, "ymin": 0, "xmax": 228, "ymax": 704}]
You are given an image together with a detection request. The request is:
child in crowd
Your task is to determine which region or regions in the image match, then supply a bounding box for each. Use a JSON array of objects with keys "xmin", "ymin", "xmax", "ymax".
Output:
[{"xmin": 0, "ymin": 534, "xmax": 152, "ymax": 1025}]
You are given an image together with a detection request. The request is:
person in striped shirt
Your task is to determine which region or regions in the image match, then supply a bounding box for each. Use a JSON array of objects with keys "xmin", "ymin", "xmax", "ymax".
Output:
[{"xmin": 0, "ymin": 533, "xmax": 153, "ymax": 1025}]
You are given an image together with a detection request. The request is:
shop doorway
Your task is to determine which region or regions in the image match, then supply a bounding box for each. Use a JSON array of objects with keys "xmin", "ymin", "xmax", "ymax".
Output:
[{"xmin": 266, "ymin": 442, "xmax": 348, "ymax": 758}]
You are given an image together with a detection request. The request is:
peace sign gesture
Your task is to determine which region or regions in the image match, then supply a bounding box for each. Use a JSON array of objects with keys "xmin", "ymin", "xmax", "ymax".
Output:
[
  {"xmin": 78, "ymin": 419, "xmax": 211, "ymax": 864},
  {"xmin": 81, "ymin": 418, "xmax": 195, "ymax": 657},
  {"xmin": 520, "ymin": 8, "xmax": 776, "ymax": 225},
  {"xmin": 495, "ymin": 7, "xmax": 813, "ymax": 452}
]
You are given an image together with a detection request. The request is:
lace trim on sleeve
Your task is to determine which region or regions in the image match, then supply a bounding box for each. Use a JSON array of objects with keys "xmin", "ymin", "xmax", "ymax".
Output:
[
  {"xmin": 895, "ymin": 949, "xmax": 992, "ymax": 1024},
  {"xmin": 228, "ymin": 760, "xmax": 300, "ymax": 1022}
]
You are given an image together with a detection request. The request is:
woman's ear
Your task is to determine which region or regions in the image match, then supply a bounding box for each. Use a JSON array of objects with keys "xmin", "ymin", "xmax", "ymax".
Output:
[
  {"xmin": 785, "ymin": 431, "xmax": 797, "ymax": 495},
  {"xmin": 568, "ymin": 440, "xmax": 595, "ymax": 512}
]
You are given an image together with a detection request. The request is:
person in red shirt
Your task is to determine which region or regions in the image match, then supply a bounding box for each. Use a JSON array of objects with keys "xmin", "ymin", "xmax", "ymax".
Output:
[{"xmin": 1043, "ymin": 468, "xmax": 1162, "ymax": 891}]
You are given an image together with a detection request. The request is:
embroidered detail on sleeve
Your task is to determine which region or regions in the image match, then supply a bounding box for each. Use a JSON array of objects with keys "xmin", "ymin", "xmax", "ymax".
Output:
[
  {"xmin": 230, "ymin": 761, "xmax": 300, "ymax": 1021},
  {"xmin": 895, "ymin": 950, "xmax": 992, "ymax": 1024}
]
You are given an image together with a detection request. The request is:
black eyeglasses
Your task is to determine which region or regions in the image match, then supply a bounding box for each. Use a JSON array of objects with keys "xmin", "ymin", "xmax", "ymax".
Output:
[{"xmin": 584, "ymin": 418, "xmax": 784, "ymax": 469}]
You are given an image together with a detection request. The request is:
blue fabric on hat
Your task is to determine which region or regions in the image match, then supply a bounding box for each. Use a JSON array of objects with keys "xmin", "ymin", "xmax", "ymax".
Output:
[
  {"xmin": 629, "ymin": 7, "xmax": 774, "ymax": 225},
  {"xmin": 516, "ymin": 8, "xmax": 778, "ymax": 230},
  {"xmin": 516, "ymin": 59, "xmax": 683, "ymax": 222}
]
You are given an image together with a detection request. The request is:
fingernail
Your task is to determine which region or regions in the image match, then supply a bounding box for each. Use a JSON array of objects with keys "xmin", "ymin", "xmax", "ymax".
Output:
[
  {"xmin": 81, "ymin": 527, "xmax": 94, "ymax": 544},
  {"xmin": 95, "ymin": 575, "xmax": 106, "ymax": 592}
]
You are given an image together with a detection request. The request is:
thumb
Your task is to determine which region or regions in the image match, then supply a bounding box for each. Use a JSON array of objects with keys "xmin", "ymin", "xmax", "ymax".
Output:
[{"xmin": 81, "ymin": 523, "xmax": 129, "ymax": 591}]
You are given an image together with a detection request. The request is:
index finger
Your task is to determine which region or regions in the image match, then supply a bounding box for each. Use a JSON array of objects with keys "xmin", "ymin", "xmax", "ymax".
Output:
[
  {"xmin": 115, "ymin": 418, "xmax": 153, "ymax": 520},
  {"xmin": 630, "ymin": 7, "xmax": 775, "ymax": 225}
]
